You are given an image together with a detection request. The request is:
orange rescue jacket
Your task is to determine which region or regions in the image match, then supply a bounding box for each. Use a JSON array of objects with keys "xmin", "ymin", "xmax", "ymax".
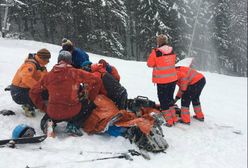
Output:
[
  {"xmin": 12, "ymin": 55, "xmax": 48, "ymax": 89},
  {"xmin": 147, "ymin": 45, "xmax": 177, "ymax": 84},
  {"xmin": 176, "ymin": 66, "xmax": 204, "ymax": 98}
]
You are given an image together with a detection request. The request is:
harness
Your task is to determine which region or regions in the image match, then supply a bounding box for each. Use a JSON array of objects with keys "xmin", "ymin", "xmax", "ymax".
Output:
[{"xmin": 25, "ymin": 53, "xmax": 46, "ymax": 71}]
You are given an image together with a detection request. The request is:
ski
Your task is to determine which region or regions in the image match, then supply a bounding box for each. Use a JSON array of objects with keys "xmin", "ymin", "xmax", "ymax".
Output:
[{"xmin": 0, "ymin": 135, "xmax": 47, "ymax": 147}]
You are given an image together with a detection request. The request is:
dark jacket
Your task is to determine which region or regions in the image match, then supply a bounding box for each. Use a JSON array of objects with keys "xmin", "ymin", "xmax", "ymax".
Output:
[{"xmin": 71, "ymin": 48, "xmax": 89, "ymax": 68}]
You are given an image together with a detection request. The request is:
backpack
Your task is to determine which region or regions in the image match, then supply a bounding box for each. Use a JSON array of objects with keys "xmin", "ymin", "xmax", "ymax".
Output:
[
  {"xmin": 127, "ymin": 96, "xmax": 159, "ymax": 117},
  {"xmin": 25, "ymin": 53, "xmax": 46, "ymax": 71},
  {"xmin": 124, "ymin": 125, "xmax": 168, "ymax": 153}
]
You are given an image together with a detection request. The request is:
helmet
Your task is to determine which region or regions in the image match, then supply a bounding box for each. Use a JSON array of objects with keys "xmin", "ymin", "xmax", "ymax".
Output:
[{"xmin": 12, "ymin": 124, "xmax": 36, "ymax": 139}]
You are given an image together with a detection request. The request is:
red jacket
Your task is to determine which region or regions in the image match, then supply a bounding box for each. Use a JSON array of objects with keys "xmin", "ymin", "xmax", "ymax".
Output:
[
  {"xmin": 30, "ymin": 61, "xmax": 101, "ymax": 120},
  {"xmin": 176, "ymin": 66, "xmax": 204, "ymax": 98},
  {"xmin": 147, "ymin": 45, "xmax": 177, "ymax": 84}
]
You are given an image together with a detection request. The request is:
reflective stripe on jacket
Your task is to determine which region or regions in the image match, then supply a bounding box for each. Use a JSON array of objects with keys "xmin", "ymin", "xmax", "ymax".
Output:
[{"xmin": 147, "ymin": 45, "xmax": 177, "ymax": 84}]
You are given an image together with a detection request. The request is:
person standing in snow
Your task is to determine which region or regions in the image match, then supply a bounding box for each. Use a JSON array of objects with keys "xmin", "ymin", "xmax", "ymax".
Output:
[
  {"xmin": 147, "ymin": 34, "xmax": 178, "ymax": 127},
  {"xmin": 61, "ymin": 38, "xmax": 89, "ymax": 69},
  {"xmin": 98, "ymin": 59, "xmax": 121, "ymax": 82},
  {"xmin": 10, "ymin": 48, "xmax": 51, "ymax": 117},
  {"xmin": 30, "ymin": 51, "xmax": 101, "ymax": 136},
  {"xmin": 174, "ymin": 66, "xmax": 206, "ymax": 124}
]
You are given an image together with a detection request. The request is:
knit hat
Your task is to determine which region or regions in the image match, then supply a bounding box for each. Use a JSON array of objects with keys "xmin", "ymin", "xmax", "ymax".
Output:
[
  {"xmin": 61, "ymin": 38, "xmax": 73, "ymax": 52},
  {"xmin": 37, "ymin": 48, "xmax": 51, "ymax": 60},
  {"xmin": 156, "ymin": 34, "xmax": 169, "ymax": 47},
  {"xmin": 58, "ymin": 51, "xmax": 72, "ymax": 64}
]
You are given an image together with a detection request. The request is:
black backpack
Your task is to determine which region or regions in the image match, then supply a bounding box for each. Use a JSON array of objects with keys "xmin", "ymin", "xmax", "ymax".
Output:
[{"xmin": 25, "ymin": 53, "xmax": 46, "ymax": 71}]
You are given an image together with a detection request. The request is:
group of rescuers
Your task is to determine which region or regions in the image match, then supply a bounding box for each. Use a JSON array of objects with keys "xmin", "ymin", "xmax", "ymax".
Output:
[{"xmin": 9, "ymin": 34, "xmax": 206, "ymax": 136}]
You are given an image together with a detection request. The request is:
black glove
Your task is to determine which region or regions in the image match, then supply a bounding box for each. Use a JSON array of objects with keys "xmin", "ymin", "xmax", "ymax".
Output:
[{"xmin": 0, "ymin": 110, "xmax": 15, "ymax": 116}]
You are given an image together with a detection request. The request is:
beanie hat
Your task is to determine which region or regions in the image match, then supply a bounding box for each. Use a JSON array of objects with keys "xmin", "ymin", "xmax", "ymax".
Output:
[
  {"xmin": 156, "ymin": 34, "xmax": 168, "ymax": 47},
  {"xmin": 37, "ymin": 48, "xmax": 51, "ymax": 60},
  {"xmin": 61, "ymin": 38, "xmax": 73, "ymax": 52},
  {"xmin": 58, "ymin": 51, "xmax": 72, "ymax": 64}
]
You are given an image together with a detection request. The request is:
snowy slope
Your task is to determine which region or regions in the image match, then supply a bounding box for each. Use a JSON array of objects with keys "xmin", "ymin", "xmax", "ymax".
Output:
[{"xmin": 0, "ymin": 38, "xmax": 247, "ymax": 168}]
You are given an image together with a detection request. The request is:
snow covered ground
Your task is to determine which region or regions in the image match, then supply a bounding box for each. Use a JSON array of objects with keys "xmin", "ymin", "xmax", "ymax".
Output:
[{"xmin": 0, "ymin": 38, "xmax": 247, "ymax": 168}]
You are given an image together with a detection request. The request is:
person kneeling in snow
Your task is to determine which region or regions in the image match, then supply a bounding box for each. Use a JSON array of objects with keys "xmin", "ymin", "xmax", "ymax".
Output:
[
  {"xmin": 82, "ymin": 61, "xmax": 127, "ymax": 110},
  {"xmin": 61, "ymin": 38, "xmax": 89, "ymax": 69},
  {"xmin": 10, "ymin": 49, "xmax": 51, "ymax": 117},
  {"xmin": 98, "ymin": 59, "xmax": 121, "ymax": 82},
  {"xmin": 174, "ymin": 66, "xmax": 206, "ymax": 124},
  {"xmin": 30, "ymin": 51, "xmax": 101, "ymax": 136}
]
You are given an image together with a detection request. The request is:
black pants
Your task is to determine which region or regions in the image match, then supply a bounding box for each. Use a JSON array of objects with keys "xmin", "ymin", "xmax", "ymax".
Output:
[
  {"xmin": 181, "ymin": 77, "xmax": 206, "ymax": 107},
  {"xmin": 10, "ymin": 85, "xmax": 35, "ymax": 109},
  {"xmin": 115, "ymin": 89, "xmax": 128, "ymax": 110},
  {"xmin": 40, "ymin": 101, "xmax": 96, "ymax": 132},
  {"xmin": 10, "ymin": 85, "xmax": 48, "ymax": 110},
  {"xmin": 157, "ymin": 81, "xmax": 177, "ymax": 111},
  {"xmin": 102, "ymin": 73, "xmax": 128, "ymax": 110}
]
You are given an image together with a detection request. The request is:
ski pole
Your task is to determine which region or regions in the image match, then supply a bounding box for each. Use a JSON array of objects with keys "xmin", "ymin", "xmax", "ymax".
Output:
[{"xmin": 26, "ymin": 153, "xmax": 133, "ymax": 168}]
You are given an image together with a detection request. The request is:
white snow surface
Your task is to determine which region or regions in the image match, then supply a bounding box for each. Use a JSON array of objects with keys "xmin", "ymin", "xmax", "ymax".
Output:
[{"xmin": 0, "ymin": 38, "xmax": 247, "ymax": 168}]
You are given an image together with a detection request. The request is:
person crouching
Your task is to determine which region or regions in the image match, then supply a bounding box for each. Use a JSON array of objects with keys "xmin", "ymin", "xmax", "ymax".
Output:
[{"xmin": 30, "ymin": 51, "xmax": 101, "ymax": 137}]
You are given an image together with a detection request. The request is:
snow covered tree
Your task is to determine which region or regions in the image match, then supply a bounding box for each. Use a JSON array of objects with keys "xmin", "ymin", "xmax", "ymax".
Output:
[{"xmin": 212, "ymin": 0, "xmax": 247, "ymax": 76}]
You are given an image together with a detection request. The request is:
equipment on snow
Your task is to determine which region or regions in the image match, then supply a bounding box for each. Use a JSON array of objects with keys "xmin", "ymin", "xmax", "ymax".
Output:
[
  {"xmin": 106, "ymin": 125, "xmax": 127, "ymax": 137},
  {"xmin": 25, "ymin": 152, "xmax": 133, "ymax": 168},
  {"xmin": 65, "ymin": 122, "xmax": 83, "ymax": 137},
  {"xmin": 127, "ymin": 96, "xmax": 159, "ymax": 116},
  {"xmin": 124, "ymin": 125, "xmax": 168, "ymax": 153},
  {"xmin": 0, "ymin": 135, "xmax": 47, "ymax": 146},
  {"xmin": 12, "ymin": 124, "xmax": 36, "ymax": 139},
  {"xmin": 79, "ymin": 149, "xmax": 150, "ymax": 160},
  {"xmin": 46, "ymin": 120, "xmax": 56, "ymax": 138},
  {"xmin": 0, "ymin": 109, "xmax": 15, "ymax": 116},
  {"xmin": 4, "ymin": 85, "xmax": 11, "ymax": 91}
]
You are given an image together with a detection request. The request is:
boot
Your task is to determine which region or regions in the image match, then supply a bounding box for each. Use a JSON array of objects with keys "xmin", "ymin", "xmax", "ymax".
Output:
[
  {"xmin": 65, "ymin": 122, "xmax": 83, "ymax": 136},
  {"xmin": 193, "ymin": 105, "xmax": 204, "ymax": 122},
  {"xmin": 21, "ymin": 105, "xmax": 35, "ymax": 117},
  {"xmin": 170, "ymin": 106, "xmax": 178, "ymax": 123},
  {"xmin": 178, "ymin": 119, "xmax": 190, "ymax": 125},
  {"xmin": 180, "ymin": 106, "xmax": 190, "ymax": 123},
  {"xmin": 161, "ymin": 109, "xmax": 173, "ymax": 127},
  {"xmin": 193, "ymin": 115, "xmax": 204, "ymax": 122}
]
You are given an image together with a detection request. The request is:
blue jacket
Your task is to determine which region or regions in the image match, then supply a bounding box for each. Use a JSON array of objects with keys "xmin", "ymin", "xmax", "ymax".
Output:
[{"xmin": 71, "ymin": 48, "xmax": 89, "ymax": 68}]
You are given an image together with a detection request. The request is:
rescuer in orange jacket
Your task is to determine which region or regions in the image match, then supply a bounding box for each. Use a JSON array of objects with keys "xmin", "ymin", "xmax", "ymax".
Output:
[
  {"xmin": 30, "ymin": 51, "xmax": 101, "ymax": 136},
  {"xmin": 147, "ymin": 34, "xmax": 178, "ymax": 127},
  {"xmin": 10, "ymin": 48, "xmax": 51, "ymax": 117},
  {"xmin": 175, "ymin": 66, "xmax": 206, "ymax": 124},
  {"xmin": 98, "ymin": 59, "xmax": 121, "ymax": 82}
]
